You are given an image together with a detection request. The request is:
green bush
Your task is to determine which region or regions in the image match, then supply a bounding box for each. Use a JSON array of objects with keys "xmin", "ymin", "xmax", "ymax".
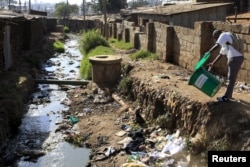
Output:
[
  {"xmin": 129, "ymin": 50, "xmax": 158, "ymax": 60},
  {"xmin": 53, "ymin": 40, "xmax": 65, "ymax": 53},
  {"xmin": 79, "ymin": 29, "xmax": 109, "ymax": 55},
  {"xmin": 64, "ymin": 26, "xmax": 70, "ymax": 33}
]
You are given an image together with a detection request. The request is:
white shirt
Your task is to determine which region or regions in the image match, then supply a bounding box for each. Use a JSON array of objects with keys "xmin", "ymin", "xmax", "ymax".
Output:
[{"xmin": 216, "ymin": 32, "xmax": 243, "ymax": 59}]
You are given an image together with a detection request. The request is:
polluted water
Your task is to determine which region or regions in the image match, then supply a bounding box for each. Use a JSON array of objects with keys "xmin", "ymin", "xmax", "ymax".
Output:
[{"xmin": 1, "ymin": 34, "xmax": 91, "ymax": 167}]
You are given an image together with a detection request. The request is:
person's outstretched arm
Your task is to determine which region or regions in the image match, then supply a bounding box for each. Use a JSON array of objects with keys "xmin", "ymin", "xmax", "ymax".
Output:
[
  {"xmin": 208, "ymin": 43, "xmax": 220, "ymax": 53},
  {"xmin": 206, "ymin": 43, "xmax": 222, "ymax": 71}
]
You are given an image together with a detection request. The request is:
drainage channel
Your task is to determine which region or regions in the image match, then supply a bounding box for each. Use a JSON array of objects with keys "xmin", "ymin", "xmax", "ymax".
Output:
[{"xmin": 2, "ymin": 34, "xmax": 90, "ymax": 167}]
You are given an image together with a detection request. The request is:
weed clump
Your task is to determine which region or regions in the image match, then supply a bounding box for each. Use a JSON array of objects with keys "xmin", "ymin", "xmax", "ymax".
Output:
[
  {"xmin": 53, "ymin": 40, "xmax": 65, "ymax": 53},
  {"xmin": 109, "ymin": 38, "xmax": 133, "ymax": 50},
  {"xmin": 130, "ymin": 50, "xmax": 158, "ymax": 60},
  {"xmin": 118, "ymin": 76, "xmax": 133, "ymax": 95},
  {"xmin": 64, "ymin": 26, "xmax": 70, "ymax": 33}
]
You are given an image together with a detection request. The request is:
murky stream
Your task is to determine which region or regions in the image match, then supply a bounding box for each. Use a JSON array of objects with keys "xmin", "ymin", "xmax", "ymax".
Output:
[{"xmin": 3, "ymin": 34, "xmax": 90, "ymax": 167}]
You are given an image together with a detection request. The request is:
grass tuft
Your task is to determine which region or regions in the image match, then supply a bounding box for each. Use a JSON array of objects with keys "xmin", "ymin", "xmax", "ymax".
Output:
[
  {"xmin": 130, "ymin": 50, "xmax": 158, "ymax": 60},
  {"xmin": 53, "ymin": 40, "xmax": 65, "ymax": 53},
  {"xmin": 109, "ymin": 38, "xmax": 133, "ymax": 50}
]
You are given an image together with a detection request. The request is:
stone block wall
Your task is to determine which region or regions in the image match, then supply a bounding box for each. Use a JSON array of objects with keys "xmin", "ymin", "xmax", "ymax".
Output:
[
  {"xmin": 102, "ymin": 19, "xmax": 250, "ymax": 83},
  {"xmin": 173, "ymin": 26, "xmax": 197, "ymax": 70},
  {"xmin": 154, "ymin": 23, "xmax": 174, "ymax": 62},
  {"xmin": 174, "ymin": 22, "xmax": 214, "ymax": 71},
  {"xmin": 137, "ymin": 32, "xmax": 147, "ymax": 50}
]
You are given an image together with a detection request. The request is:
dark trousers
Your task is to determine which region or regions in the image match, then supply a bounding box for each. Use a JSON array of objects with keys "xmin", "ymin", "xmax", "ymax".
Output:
[{"xmin": 225, "ymin": 56, "xmax": 244, "ymax": 98}]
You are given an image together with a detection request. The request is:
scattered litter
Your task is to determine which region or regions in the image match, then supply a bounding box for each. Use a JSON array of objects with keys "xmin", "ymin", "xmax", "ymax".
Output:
[
  {"xmin": 83, "ymin": 108, "xmax": 92, "ymax": 113},
  {"xmin": 127, "ymin": 154, "xmax": 139, "ymax": 162},
  {"xmin": 177, "ymin": 159, "xmax": 189, "ymax": 167},
  {"xmin": 118, "ymin": 137, "xmax": 133, "ymax": 145},
  {"xmin": 68, "ymin": 115, "xmax": 78, "ymax": 124},
  {"xmin": 121, "ymin": 124, "xmax": 131, "ymax": 131},
  {"xmin": 121, "ymin": 161, "xmax": 148, "ymax": 167},
  {"xmin": 164, "ymin": 158, "xmax": 175, "ymax": 166},
  {"xmin": 116, "ymin": 130, "xmax": 127, "ymax": 137},
  {"xmin": 235, "ymin": 82, "xmax": 250, "ymax": 93},
  {"xmin": 161, "ymin": 137, "xmax": 185, "ymax": 155},
  {"xmin": 97, "ymin": 135, "xmax": 108, "ymax": 145},
  {"xmin": 104, "ymin": 146, "xmax": 116, "ymax": 157}
]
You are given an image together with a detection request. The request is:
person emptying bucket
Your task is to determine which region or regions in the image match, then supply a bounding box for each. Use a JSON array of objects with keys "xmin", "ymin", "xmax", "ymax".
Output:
[{"xmin": 206, "ymin": 30, "xmax": 244, "ymax": 102}]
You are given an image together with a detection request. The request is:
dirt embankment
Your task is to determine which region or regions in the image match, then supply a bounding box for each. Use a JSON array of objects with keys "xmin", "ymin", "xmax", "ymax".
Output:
[{"xmin": 66, "ymin": 49, "xmax": 250, "ymax": 166}]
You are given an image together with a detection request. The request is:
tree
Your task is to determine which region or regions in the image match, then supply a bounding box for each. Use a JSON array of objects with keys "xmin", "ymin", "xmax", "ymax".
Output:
[
  {"xmin": 128, "ymin": 0, "xmax": 149, "ymax": 8},
  {"xmin": 54, "ymin": 2, "xmax": 79, "ymax": 18},
  {"xmin": 86, "ymin": 0, "xmax": 102, "ymax": 13},
  {"xmin": 106, "ymin": 0, "xmax": 127, "ymax": 13},
  {"xmin": 88, "ymin": 0, "xmax": 127, "ymax": 14}
]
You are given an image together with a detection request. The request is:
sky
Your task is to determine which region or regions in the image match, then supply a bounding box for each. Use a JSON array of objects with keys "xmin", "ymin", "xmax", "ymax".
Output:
[
  {"xmin": 37, "ymin": 0, "xmax": 131, "ymax": 5},
  {"xmin": 36, "ymin": 0, "xmax": 90, "ymax": 5}
]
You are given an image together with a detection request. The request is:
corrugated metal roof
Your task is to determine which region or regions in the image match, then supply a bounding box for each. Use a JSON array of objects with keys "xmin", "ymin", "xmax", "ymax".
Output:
[
  {"xmin": 130, "ymin": 2, "xmax": 232, "ymax": 15},
  {"xmin": 0, "ymin": 10, "xmax": 24, "ymax": 18}
]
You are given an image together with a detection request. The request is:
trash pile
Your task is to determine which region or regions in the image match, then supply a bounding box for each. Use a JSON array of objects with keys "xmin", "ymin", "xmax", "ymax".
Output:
[
  {"xmin": 60, "ymin": 85, "xmax": 206, "ymax": 166},
  {"xmin": 117, "ymin": 127, "xmax": 190, "ymax": 167},
  {"xmin": 235, "ymin": 82, "xmax": 250, "ymax": 93}
]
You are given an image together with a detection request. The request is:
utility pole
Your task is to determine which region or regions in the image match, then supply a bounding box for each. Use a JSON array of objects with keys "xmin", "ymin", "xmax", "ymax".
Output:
[
  {"xmin": 82, "ymin": 0, "xmax": 85, "ymax": 20},
  {"xmin": 19, "ymin": 0, "xmax": 21, "ymax": 12},
  {"xmin": 65, "ymin": 0, "xmax": 69, "ymax": 26},
  {"xmin": 29, "ymin": 0, "xmax": 31, "ymax": 13},
  {"xmin": 66, "ymin": 0, "xmax": 69, "ymax": 17},
  {"xmin": 102, "ymin": 0, "xmax": 108, "ymax": 39},
  {"xmin": 82, "ymin": 0, "xmax": 86, "ymax": 29}
]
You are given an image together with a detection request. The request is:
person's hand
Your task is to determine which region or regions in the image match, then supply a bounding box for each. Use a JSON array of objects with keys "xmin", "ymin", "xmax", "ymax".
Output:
[
  {"xmin": 207, "ymin": 62, "xmax": 213, "ymax": 71},
  {"xmin": 205, "ymin": 51, "xmax": 210, "ymax": 55}
]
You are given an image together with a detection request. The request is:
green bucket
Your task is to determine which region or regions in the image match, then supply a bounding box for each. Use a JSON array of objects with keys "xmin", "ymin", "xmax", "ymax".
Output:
[{"xmin": 188, "ymin": 67, "xmax": 221, "ymax": 97}]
